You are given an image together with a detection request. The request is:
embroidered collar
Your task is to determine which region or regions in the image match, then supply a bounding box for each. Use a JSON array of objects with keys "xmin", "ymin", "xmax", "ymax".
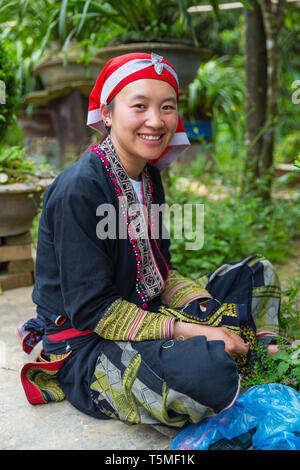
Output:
[{"xmin": 91, "ymin": 136, "xmax": 167, "ymax": 306}]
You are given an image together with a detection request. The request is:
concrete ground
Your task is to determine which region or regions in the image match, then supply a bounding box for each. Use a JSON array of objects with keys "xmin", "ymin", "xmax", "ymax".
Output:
[
  {"xmin": 1, "ymin": 264, "xmax": 299, "ymax": 451},
  {"xmin": 0, "ymin": 286, "xmax": 175, "ymax": 450}
]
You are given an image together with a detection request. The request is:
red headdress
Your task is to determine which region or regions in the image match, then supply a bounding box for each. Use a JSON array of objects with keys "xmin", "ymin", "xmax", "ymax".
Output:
[{"xmin": 87, "ymin": 52, "xmax": 190, "ymax": 170}]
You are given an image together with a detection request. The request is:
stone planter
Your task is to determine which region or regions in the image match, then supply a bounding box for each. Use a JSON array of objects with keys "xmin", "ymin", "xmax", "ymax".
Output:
[
  {"xmin": 33, "ymin": 56, "xmax": 103, "ymax": 88},
  {"xmin": 96, "ymin": 43, "xmax": 211, "ymax": 90},
  {"xmin": 0, "ymin": 179, "xmax": 53, "ymax": 237}
]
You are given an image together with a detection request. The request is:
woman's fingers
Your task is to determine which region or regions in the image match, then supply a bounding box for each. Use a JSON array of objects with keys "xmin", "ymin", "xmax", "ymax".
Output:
[
  {"xmin": 173, "ymin": 323, "xmax": 250, "ymax": 358},
  {"xmin": 222, "ymin": 328, "xmax": 249, "ymax": 356}
]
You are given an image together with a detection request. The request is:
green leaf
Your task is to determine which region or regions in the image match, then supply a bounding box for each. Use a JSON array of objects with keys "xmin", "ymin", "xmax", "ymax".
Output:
[
  {"xmin": 59, "ymin": 0, "xmax": 69, "ymax": 42},
  {"xmin": 76, "ymin": 0, "xmax": 92, "ymax": 34},
  {"xmin": 291, "ymin": 349, "xmax": 300, "ymax": 361},
  {"xmin": 272, "ymin": 350, "xmax": 290, "ymax": 362},
  {"xmin": 276, "ymin": 361, "xmax": 290, "ymax": 377}
]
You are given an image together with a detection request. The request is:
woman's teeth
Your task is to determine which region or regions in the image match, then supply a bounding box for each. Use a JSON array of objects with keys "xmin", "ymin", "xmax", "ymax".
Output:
[{"xmin": 139, "ymin": 134, "xmax": 161, "ymax": 141}]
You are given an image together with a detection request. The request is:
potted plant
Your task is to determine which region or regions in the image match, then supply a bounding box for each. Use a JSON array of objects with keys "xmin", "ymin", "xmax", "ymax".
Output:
[
  {"xmin": 0, "ymin": 1, "xmax": 104, "ymax": 90},
  {"xmin": 0, "ymin": 39, "xmax": 19, "ymax": 141},
  {"xmin": 0, "ymin": 144, "xmax": 55, "ymax": 291},
  {"xmin": 0, "ymin": 38, "xmax": 55, "ymax": 238},
  {"xmin": 179, "ymin": 57, "xmax": 245, "ymax": 141},
  {"xmin": 0, "ymin": 145, "xmax": 55, "ymax": 237},
  {"xmin": 0, "ymin": 37, "xmax": 56, "ymax": 291},
  {"xmin": 1, "ymin": 1, "xmax": 211, "ymax": 92},
  {"xmin": 56, "ymin": 0, "xmax": 211, "ymax": 90},
  {"xmin": 32, "ymin": 42, "xmax": 104, "ymax": 89}
]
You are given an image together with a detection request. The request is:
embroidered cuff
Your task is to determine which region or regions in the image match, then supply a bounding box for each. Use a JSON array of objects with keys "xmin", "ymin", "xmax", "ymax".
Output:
[
  {"xmin": 161, "ymin": 269, "xmax": 212, "ymax": 308},
  {"xmin": 94, "ymin": 298, "xmax": 176, "ymax": 342}
]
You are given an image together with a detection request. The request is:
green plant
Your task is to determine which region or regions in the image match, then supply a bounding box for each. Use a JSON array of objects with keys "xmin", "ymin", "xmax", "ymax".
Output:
[
  {"xmin": 165, "ymin": 174, "xmax": 300, "ymax": 279},
  {"xmin": 0, "ymin": 146, "xmax": 35, "ymax": 182},
  {"xmin": 279, "ymin": 276, "xmax": 300, "ymax": 340},
  {"xmin": 179, "ymin": 57, "xmax": 245, "ymax": 126},
  {"xmin": 0, "ymin": 0, "xmax": 203, "ymax": 98},
  {"xmin": 0, "ymin": 2, "xmax": 116, "ymax": 101},
  {"xmin": 0, "ymin": 145, "xmax": 54, "ymax": 183},
  {"xmin": 191, "ymin": 8, "xmax": 244, "ymax": 57},
  {"xmin": 0, "ymin": 1, "xmax": 99, "ymax": 57},
  {"xmin": 0, "ymin": 37, "xmax": 20, "ymax": 140},
  {"xmin": 240, "ymin": 342, "xmax": 300, "ymax": 392},
  {"xmin": 1, "ymin": 0, "xmax": 199, "ymax": 56},
  {"xmin": 275, "ymin": 131, "xmax": 300, "ymax": 164},
  {"xmin": 59, "ymin": 0, "xmax": 200, "ymax": 47}
]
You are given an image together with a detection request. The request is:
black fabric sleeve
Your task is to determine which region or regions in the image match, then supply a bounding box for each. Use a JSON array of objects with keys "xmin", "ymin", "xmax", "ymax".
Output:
[{"xmin": 44, "ymin": 172, "xmax": 121, "ymax": 331}]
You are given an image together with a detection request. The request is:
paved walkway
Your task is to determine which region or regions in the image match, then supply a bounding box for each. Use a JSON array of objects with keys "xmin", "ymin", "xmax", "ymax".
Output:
[
  {"xmin": 2, "ymin": 281, "xmax": 298, "ymax": 450},
  {"xmin": 0, "ymin": 286, "xmax": 174, "ymax": 450}
]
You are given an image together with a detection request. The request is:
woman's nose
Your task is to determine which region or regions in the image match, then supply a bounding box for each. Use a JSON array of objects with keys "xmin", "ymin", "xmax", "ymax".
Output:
[{"xmin": 145, "ymin": 108, "xmax": 164, "ymax": 128}]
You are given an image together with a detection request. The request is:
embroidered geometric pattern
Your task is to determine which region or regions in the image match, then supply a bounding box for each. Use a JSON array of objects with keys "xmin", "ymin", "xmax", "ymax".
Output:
[
  {"xmin": 92, "ymin": 136, "xmax": 166, "ymax": 307},
  {"xmin": 222, "ymin": 303, "xmax": 238, "ymax": 317},
  {"xmin": 90, "ymin": 341, "xmax": 211, "ymax": 427},
  {"xmin": 157, "ymin": 302, "xmax": 256, "ymax": 374},
  {"xmin": 235, "ymin": 323, "xmax": 257, "ymax": 375},
  {"xmin": 24, "ymin": 365, "xmax": 65, "ymax": 403},
  {"xmin": 94, "ymin": 298, "xmax": 175, "ymax": 341},
  {"xmin": 249, "ymin": 256, "xmax": 281, "ymax": 335},
  {"xmin": 195, "ymin": 275, "xmax": 209, "ymax": 289},
  {"xmin": 49, "ymin": 353, "xmax": 70, "ymax": 361},
  {"xmin": 158, "ymin": 303, "xmax": 240, "ymax": 329},
  {"xmin": 161, "ymin": 269, "xmax": 212, "ymax": 308}
]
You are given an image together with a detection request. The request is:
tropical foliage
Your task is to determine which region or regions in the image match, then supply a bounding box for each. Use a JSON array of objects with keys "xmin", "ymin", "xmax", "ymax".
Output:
[
  {"xmin": 179, "ymin": 57, "xmax": 244, "ymax": 128},
  {"xmin": 0, "ymin": 37, "xmax": 20, "ymax": 139},
  {"xmin": 240, "ymin": 341, "xmax": 300, "ymax": 392},
  {"xmin": 0, "ymin": 0, "xmax": 200, "ymax": 55}
]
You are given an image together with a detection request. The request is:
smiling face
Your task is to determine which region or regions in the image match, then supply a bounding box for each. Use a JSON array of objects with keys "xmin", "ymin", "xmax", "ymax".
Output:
[{"xmin": 100, "ymin": 79, "xmax": 178, "ymax": 179}]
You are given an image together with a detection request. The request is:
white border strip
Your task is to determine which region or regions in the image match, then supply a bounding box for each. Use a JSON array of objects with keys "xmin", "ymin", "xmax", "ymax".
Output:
[
  {"xmin": 87, "ymin": 108, "xmax": 101, "ymax": 125},
  {"xmin": 169, "ymin": 131, "xmax": 190, "ymax": 146}
]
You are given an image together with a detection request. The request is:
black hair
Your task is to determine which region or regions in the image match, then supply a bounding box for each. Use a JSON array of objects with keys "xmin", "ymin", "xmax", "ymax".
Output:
[
  {"xmin": 78, "ymin": 97, "xmax": 115, "ymax": 159},
  {"xmin": 104, "ymin": 98, "xmax": 115, "ymax": 134}
]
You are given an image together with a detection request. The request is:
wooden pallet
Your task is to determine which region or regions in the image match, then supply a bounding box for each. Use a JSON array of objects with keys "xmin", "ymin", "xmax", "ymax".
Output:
[{"xmin": 0, "ymin": 231, "xmax": 35, "ymax": 291}]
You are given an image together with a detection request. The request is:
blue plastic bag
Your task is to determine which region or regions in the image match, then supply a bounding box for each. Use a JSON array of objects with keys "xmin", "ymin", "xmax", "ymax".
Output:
[{"xmin": 171, "ymin": 383, "xmax": 300, "ymax": 450}]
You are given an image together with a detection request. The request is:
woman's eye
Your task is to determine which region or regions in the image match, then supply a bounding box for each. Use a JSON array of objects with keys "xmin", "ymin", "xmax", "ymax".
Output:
[
  {"xmin": 162, "ymin": 105, "xmax": 176, "ymax": 110},
  {"xmin": 133, "ymin": 104, "xmax": 145, "ymax": 109}
]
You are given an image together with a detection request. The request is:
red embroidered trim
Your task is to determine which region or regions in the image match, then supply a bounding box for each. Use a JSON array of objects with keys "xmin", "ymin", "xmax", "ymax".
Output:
[
  {"xmin": 141, "ymin": 175, "xmax": 169, "ymax": 289},
  {"xmin": 125, "ymin": 309, "xmax": 147, "ymax": 341},
  {"xmin": 91, "ymin": 139, "xmax": 167, "ymax": 308},
  {"xmin": 47, "ymin": 328, "xmax": 92, "ymax": 342},
  {"xmin": 20, "ymin": 352, "xmax": 71, "ymax": 405}
]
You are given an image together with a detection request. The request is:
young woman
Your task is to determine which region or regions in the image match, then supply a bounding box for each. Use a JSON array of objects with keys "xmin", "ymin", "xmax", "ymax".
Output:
[{"xmin": 18, "ymin": 53, "xmax": 281, "ymax": 428}]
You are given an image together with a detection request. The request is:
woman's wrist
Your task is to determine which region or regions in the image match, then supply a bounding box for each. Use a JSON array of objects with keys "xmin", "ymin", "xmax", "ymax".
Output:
[{"xmin": 173, "ymin": 320, "xmax": 205, "ymax": 340}]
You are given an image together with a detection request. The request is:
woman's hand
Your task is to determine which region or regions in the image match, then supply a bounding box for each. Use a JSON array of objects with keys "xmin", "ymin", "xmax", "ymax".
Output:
[{"xmin": 173, "ymin": 321, "xmax": 249, "ymax": 359}]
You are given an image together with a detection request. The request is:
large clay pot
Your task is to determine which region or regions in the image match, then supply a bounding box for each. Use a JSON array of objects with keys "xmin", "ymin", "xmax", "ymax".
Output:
[
  {"xmin": 96, "ymin": 42, "xmax": 211, "ymax": 90},
  {"xmin": 33, "ymin": 56, "xmax": 103, "ymax": 88},
  {"xmin": 0, "ymin": 179, "xmax": 53, "ymax": 237}
]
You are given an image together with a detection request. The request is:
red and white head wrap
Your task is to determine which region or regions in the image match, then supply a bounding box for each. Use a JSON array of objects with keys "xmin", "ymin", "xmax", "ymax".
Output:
[{"xmin": 87, "ymin": 52, "xmax": 190, "ymax": 170}]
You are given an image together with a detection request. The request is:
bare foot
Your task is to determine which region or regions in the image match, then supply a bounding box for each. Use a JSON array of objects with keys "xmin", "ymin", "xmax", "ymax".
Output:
[{"xmin": 267, "ymin": 344, "xmax": 279, "ymax": 355}]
